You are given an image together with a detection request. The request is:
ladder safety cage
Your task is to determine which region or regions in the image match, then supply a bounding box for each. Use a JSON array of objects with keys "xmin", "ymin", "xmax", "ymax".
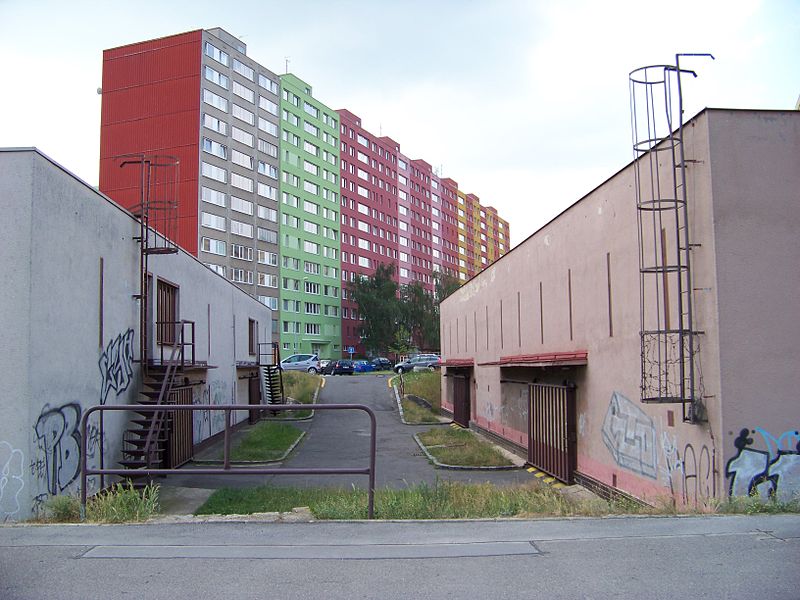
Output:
[{"xmin": 629, "ymin": 54, "xmax": 713, "ymax": 423}]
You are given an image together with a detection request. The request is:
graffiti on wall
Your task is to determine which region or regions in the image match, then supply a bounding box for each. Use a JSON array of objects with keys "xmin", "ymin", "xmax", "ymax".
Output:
[
  {"xmin": 31, "ymin": 403, "xmax": 82, "ymax": 495},
  {"xmin": 659, "ymin": 431, "xmax": 714, "ymax": 504},
  {"xmin": 726, "ymin": 428, "xmax": 800, "ymax": 502},
  {"xmin": 98, "ymin": 329, "xmax": 135, "ymax": 404},
  {"xmin": 602, "ymin": 392, "xmax": 658, "ymax": 479},
  {"xmin": 193, "ymin": 380, "xmax": 229, "ymax": 442},
  {"xmin": 1, "ymin": 441, "xmax": 25, "ymax": 521}
]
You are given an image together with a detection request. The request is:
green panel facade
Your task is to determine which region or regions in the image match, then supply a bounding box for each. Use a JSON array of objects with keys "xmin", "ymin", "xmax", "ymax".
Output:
[{"xmin": 278, "ymin": 74, "xmax": 341, "ymax": 358}]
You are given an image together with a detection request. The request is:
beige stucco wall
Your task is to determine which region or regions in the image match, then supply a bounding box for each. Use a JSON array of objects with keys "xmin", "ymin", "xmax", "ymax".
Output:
[{"xmin": 441, "ymin": 109, "xmax": 799, "ymax": 503}]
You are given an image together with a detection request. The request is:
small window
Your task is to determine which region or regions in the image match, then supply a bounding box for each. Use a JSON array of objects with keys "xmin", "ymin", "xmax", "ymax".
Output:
[{"xmin": 249, "ymin": 319, "xmax": 258, "ymax": 355}]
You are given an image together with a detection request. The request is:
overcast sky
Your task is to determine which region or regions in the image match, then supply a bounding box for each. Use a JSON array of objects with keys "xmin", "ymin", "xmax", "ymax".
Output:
[{"xmin": 1, "ymin": 0, "xmax": 797, "ymax": 246}]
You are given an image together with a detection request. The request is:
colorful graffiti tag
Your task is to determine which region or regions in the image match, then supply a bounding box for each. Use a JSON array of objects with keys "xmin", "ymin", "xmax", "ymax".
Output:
[{"xmin": 726, "ymin": 428, "xmax": 800, "ymax": 502}]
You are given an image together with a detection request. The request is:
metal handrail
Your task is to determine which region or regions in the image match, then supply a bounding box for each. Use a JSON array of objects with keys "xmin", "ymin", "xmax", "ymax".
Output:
[
  {"xmin": 155, "ymin": 320, "xmax": 195, "ymax": 366},
  {"xmin": 81, "ymin": 403, "xmax": 378, "ymax": 518}
]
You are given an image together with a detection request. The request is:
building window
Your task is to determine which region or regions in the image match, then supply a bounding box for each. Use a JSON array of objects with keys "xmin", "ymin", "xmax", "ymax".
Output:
[
  {"xmin": 231, "ymin": 220, "xmax": 253, "ymax": 238},
  {"xmin": 257, "ymin": 205, "xmax": 277, "ymax": 222},
  {"xmin": 201, "ymin": 212, "xmax": 226, "ymax": 232},
  {"xmin": 257, "ymin": 182, "xmax": 277, "ymax": 200},
  {"xmin": 232, "ymin": 104, "xmax": 255, "ymax": 126},
  {"xmin": 201, "ymin": 236, "xmax": 226, "ymax": 256},
  {"xmin": 303, "ymin": 121, "xmax": 319, "ymax": 137},
  {"xmin": 201, "ymin": 186, "xmax": 226, "ymax": 207},
  {"xmin": 258, "ymin": 73, "xmax": 278, "ymax": 94},
  {"xmin": 205, "ymin": 263, "xmax": 225, "ymax": 277},
  {"xmin": 203, "ymin": 113, "xmax": 228, "ymax": 135},
  {"xmin": 258, "ymin": 227, "xmax": 278, "ymax": 243},
  {"xmin": 203, "ymin": 89, "xmax": 228, "ymax": 112},
  {"xmin": 233, "ymin": 81, "xmax": 255, "ymax": 104},
  {"xmin": 257, "ymin": 250, "xmax": 278, "ymax": 266},
  {"xmin": 258, "ymin": 161, "xmax": 278, "ymax": 179},
  {"xmin": 230, "ymin": 243, "xmax": 253, "ymax": 261},
  {"xmin": 258, "ymin": 117, "xmax": 278, "ymax": 137},
  {"xmin": 303, "ymin": 240, "xmax": 319, "ymax": 254},
  {"xmin": 231, "ymin": 173, "xmax": 254, "ymax": 193},
  {"xmin": 259, "ymin": 96, "xmax": 279, "ymax": 115},
  {"xmin": 202, "ymin": 162, "xmax": 227, "ymax": 183},
  {"xmin": 258, "ymin": 295, "xmax": 278, "ymax": 310},
  {"xmin": 232, "ymin": 58, "xmax": 254, "ymax": 81},
  {"xmin": 205, "ymin": 42, "xmax": 229, "ymax": 66},
  {"xmin": 257, "ymin": 272, "xmax": 278, "ymax": 288},
  {"xmin": 230, "ymin": 268, "xmax": 254, "ymax": 284},
  {"xmin": 258, "ymin": 139, "xmax": 278, "ymax": 157},
  {"xmin": 231, "ymin": 127, "xmax": 254, "ymax": 147},
  {"xmin": 248, "ymin": 319, "xmax": 258, "ymax": 355},
  {"xmin": 231, "ymin": 149, "xmax": 253, "ymax": 170}
]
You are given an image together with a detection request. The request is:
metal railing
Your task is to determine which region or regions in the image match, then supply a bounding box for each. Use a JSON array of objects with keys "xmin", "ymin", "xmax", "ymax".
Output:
[
  {"xmin": 154, "ymin": 320, "xmax": 195, "ymax": 366},
  {"xmin": 81, "ymin": 403, "xmax": 378, "ymax": 518}
]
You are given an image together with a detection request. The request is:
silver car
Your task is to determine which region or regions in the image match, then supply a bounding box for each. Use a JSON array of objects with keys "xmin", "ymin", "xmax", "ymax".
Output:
[{"xmin": 280, "ymin": 353, "xmax": 320, "ymax": 373}]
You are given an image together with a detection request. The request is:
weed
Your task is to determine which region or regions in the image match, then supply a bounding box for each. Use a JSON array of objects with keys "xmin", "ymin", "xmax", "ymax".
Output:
[
  {"xmin": 43, "ymin": 494, "xmax": 81, "ymax": 522},
  {"xmin": 417, "ymin": 427, "xmax": 513, "ymax": 467},
  {"xmin": 87, "ymin": 481, "xmax": 159, "ymax": 523},
  {"xmin": 402, "ymin": 371, "xmax": 441, "ymax": 412},
  {"xmin": 400, "ymin": 398, "xmax": 440, "ymax": 424},
  {"xmin": 275, "ymin": 371, "xmax": 318, "ymax": 418}
]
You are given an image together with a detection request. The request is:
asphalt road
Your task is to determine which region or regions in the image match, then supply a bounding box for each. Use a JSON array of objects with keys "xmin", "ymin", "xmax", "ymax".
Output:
[
  {"xmin": 2, "ymin": 514, "xmax": 798, "ymax": 599},
  {"xmin": 164, "ymin": 373, "xmax": 532, "ymax": 491}
]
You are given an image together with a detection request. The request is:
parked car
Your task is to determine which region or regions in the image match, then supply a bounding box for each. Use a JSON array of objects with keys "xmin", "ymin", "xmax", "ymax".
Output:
[
  {"xmin": 319, "ymin": 359, "xmax": 331, "ymax": 371},
  {"xmin": 394, "ymin": 354, "xmax": 440, "ymax": 374},
  {"xmin": 280, "ymin": 353, "xmax": 321, "ymax": 373},
  {"xmin": 327, "ymin": 359, "xmax": 354, "ymax": 375},
  {"xmin": 371, "ymin": 357, "xmax": 392, "ymax": 371},
  {"xmin": 353, "ymin": 360, "xmax": 374, "ymax": 373}
]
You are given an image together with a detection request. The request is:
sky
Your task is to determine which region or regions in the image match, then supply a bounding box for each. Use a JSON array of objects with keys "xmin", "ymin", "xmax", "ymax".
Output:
[{"xmin": 1, "ymin": 0, "xmax": 797, "ymax": 246}]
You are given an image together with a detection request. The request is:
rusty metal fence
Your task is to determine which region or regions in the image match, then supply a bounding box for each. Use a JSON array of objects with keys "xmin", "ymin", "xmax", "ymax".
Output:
[
  {"xmin": 81, "ymin": 403, "xmax": 377, "ymax": 518},
  {"xmin": 528, "ymin": 383, "xmax": 577, "ymax": 484}
]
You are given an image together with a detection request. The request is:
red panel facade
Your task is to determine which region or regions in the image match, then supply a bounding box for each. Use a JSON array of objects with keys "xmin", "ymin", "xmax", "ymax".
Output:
[
  {"xmin": 338, "ymin": 109, "xmax": 400, "ymax": 355},
  {"xmin": 99, "ymin": 30, "xmax": 202, "ymax": 255}
]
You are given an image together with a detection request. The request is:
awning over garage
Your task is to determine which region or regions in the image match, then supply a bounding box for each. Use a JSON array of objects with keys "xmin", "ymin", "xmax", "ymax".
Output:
[
  {"xmin": 440, "ymin": 358, "xmax": 475, "ymax": 368},
  {"xmin": 479, "ymin": 351, "xmax": 588, "ymax": 367}
]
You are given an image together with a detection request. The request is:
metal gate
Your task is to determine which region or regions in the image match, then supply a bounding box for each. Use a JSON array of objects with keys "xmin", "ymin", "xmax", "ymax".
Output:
[
  {"xmin": 167, "ymin": 387, "xmax": 193, "ymax": 467},
  {"xmin": 453, "ymin": 374, "xmax": 471, "ymax": 427},
  {"xmin": 528, "ymin": 383, "xmax": 577, "ymax": 484}
]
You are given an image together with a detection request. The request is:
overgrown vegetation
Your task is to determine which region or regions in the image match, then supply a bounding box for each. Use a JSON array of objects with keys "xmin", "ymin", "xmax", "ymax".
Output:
[
  {"xmin": 402, "ymin": 371, "xmax": 441, "ymax": 411},
  {"xmin": 417, "ymin": 427, "xmax": 513, "ymax": 467},
  {"xmin": 228, "ymin": 421, "xmax": 304, "ymax": 462},
  {"xmin": 275, "ymin": 371, "xmax": 319, "ymax": 418},
  {"xmin": 41, "ymin": 481, "xmax": 160, "ymax": 523},
  {"xmin": 401, "ymin": 398, "xmax": 441, "ymax": 424},
  {"xmin": 199, "ymin": 480, "xmax": 797, "ymax": 520}
]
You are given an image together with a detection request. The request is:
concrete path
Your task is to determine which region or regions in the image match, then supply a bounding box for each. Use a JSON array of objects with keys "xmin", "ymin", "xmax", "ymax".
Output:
[
  {"xmin": 2, "ymin": 514, "xmax": 798, "ymax": 599},
  {"xmin": 160, "ymin": 374, "xmax": 534, "ymax": 509}
]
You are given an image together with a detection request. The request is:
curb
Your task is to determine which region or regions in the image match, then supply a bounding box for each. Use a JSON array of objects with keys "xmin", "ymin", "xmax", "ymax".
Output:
[{"xmin": 412, "ymin": 432, "xmax": 522, "ymax": 471}]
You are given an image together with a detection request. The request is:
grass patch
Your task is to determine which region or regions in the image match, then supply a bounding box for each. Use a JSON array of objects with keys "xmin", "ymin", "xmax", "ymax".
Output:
[
  {"xmin": 274, "ymin": 371, "xmax": 319, "ymax": 418},
  {"xmin": 417, "ymin": 427, "xmax": 513, "ymax": 467},
  {"xmin": 228, "ymin": 421, "xmax": 304, "ymax": 462},
  {"xmin": 400, "ymin": 398, "xmax": 441, "ymax": 424},
  {"xmin": 197, "ymin": 481, "xmax": 800, "ymax": 520},
  {"xmin": 402, "ymin": 371, "xmax": 441, "ymax": 412},
  {"xmin": 40, "ymin": 481, "xmax": 159, "ymax": 523}
]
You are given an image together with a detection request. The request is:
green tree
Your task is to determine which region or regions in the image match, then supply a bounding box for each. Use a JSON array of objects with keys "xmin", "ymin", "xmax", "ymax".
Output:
[
  {"xmin": 347, "ymin": 263, "xmax": 399, "ymax": 354},
  {"xmin": 401, "ymin": 281, "xmax": 437, "ymax": 350}
]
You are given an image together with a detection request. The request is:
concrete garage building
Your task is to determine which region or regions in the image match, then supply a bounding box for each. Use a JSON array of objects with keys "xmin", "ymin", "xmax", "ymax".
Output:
[
  {"xmin": 439, "ymin": 109, "xmax": 800, "ymax": 504},
  {"xmin": 0, "ymin": 148, "xmax": 272, "ymax": 521}
]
